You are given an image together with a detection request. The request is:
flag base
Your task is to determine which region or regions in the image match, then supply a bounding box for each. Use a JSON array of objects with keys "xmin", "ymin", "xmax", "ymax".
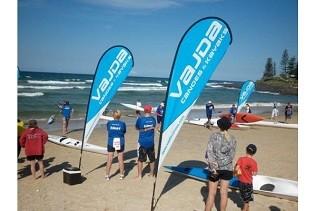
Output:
[{"xmin": 63, "ymin": 166, "xmax": 82, "ymax": 185}]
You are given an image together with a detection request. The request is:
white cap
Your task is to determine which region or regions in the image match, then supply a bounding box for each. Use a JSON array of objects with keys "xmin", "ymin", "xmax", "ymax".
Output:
[{"xmin": 208, "ymin": 101, "xmax": 212, "ymax": 104}]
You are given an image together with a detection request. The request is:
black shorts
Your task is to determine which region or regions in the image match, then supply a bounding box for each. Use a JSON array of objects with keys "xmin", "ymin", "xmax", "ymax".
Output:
[
  {"xmin": 207, "ymin": 114, "xmax": 212, "ymax": 119},
  {"xmin": 157, "ymin": 116, "xmax": 163, "ymax": 124},
  {"xmin": 138, "ymin": 146, "xmax": 155, "ymax": 162},
  {"xmin": 26, "ymin": 155, "xmax": 44, "ymax": 161},
  {"xmin": 107, "ymin": 144, "xmax": 125, "ymax": 153},
  {"xmin": 239, "ymin": 182, "xmax": 254, "ymax": 203},
  {"xmin": 208, "ymin": 170, "xmax": 233, "ymax": 182}
]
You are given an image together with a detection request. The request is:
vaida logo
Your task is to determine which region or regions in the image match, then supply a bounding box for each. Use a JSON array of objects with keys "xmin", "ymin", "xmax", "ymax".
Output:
[
  {"xmin": 170, "ymin": 21, "xmax": 222, "ymax": 101},
  {"xmin": 92, "ymin": 49, "xmax": 128, "ymax": 101}
]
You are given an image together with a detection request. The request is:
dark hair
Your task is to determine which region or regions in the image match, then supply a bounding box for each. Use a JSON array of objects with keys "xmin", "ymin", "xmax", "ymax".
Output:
[
  {"xmin": 217, "ymin": 117, "xmax": 232, "ymax": 131},
  {"xmin": 246, "ymin": 144, "xmax": 257, "ymax": 155},
  {"xmin": 28, "ymin": 119, "xmax": 38, "ymax": 128}
]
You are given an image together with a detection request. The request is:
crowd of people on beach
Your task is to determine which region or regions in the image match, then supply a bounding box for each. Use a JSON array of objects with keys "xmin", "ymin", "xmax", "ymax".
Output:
[
  {"xmin": 17, "ymin": 100, "xmax": 294, "ymax": 210},
  {"xmin": 270, "ymin": 102, "xmax": 293, "ymax": 124}
]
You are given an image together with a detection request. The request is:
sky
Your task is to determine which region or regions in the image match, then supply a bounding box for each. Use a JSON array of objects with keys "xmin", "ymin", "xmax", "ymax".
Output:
[{"xmin": 18, "ymin": 0, "xmax": 298, "ymax": 81}]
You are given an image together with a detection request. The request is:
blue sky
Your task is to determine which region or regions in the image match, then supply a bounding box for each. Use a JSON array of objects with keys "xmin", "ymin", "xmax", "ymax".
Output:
[{"xmin": 18, "ymin": 0, "xmax": 297, "ymax": 81}]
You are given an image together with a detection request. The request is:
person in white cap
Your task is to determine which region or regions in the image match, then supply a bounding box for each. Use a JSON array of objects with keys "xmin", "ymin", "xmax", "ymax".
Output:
[{"xmin": 205, "ymin": 100, "xmax": 215, "ymax": 126}]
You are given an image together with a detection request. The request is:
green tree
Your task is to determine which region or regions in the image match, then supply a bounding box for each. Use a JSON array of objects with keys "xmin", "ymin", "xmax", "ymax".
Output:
[
  {"xmin": 263, "ymin": 58, "xmax": 274, "ymax": 79},
  {"xmin": 280, "ymin": 49, "xmax": 289, "ymax": 76},
  {"xmin": 273, "ymin": 62, "xmax": 276, "ymax": 76},
  {"xmin": 293, "ymin": 62, "xmax": 298, "ymax": 79},
  {"xmin": 288, "ymin": 56, "xmax": 297, "ymax": 76}
]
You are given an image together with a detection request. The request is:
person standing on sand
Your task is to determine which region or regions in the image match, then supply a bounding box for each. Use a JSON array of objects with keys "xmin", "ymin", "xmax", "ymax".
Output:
[
  {"xmin": 205, "ymin": 117, "xmax": 236, "ymax": 211},
  {"xmin": 155, "ymin": 101, "xmax": 164, "ymax": 132},
  {"xmin": 284, "ymin": 102, "xmax": 293, "ymax": 123},
  {"xmin": 105, "ymin": 110, "xmax": 126, "ymax": 181},
  {"xmin": 271, "ymin": 104, "xmax": 279, "ymax": 124},
  {"xmin": 229, "ymin": 104, "xmax": 237, "ymax": 123},
  {"xmin": 245, "ymin": 103, "xmax": 252, "ymax": 113},
  {"xmin": 135, "ymin": 105, "xmax": 156, "ymax": 178},
  {"xmin": 205, "ymin": 101, "xmax": 215, "ymax": 126},
  {"xmin": 17, "ymin": 119, "xmax": 26, "ymax": 158},
  {"xmin": 234, "ymin": 144, "xmax": 258, "ymax": 211},
  {"xmin": 19, "ymin": 120, "xmax": 48, "ymax": 179},
  {"xmin": 60, "ymin": 101, "xmax": 73, "ymax": 135}
]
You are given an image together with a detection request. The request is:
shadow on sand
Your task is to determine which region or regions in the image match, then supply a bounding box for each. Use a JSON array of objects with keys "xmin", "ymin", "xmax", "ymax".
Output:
[
  {"xmin": 269, "ymin": 205, "xmax": 281, "ymax": 211},
  {"xmin": 85, "ymin": 149, "xmax": 138, "ymax": 176},
  {"xmin": 152, "ymin": 160, "xmax": 207, "ymax": 209},
  {"xmin": 153, "ymin": 160, "xmax": 247, "ymax": 210},
  {"xmin": 18, "ymin": 157, "xmax": 72, "ymax": 180},
  {"xmin": 200, "ymin": 187, "xmax": 243, "ymax": 211}
]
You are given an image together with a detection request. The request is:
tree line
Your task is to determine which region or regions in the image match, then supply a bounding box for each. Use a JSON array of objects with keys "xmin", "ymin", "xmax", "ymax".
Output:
[{"xmin": 262, "ymin": 49, "xmax": 298, "ymax": 80}]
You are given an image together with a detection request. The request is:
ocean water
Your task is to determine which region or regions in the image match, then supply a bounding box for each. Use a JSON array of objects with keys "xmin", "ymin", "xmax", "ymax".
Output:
[{"xmin": 18, "ymin": 71, "xmax": 298, "ymax": 131}]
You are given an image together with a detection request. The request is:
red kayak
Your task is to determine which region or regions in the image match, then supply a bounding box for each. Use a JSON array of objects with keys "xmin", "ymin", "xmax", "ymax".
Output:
[
  {"xmin": 236, "ymin": 112, "xmax": 264, "ymax": 123},
  {"xmin": 219, "ymin": 112, "xmax": 264, "ymax": 123}
]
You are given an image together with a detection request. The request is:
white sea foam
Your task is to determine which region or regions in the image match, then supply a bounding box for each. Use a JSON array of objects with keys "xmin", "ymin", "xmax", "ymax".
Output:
[
  {"xmin": 85, "ymin": 80, "xmax": 93, "ymax": 83},
  {"xmin": 27, "ymin": 80, "xmax": 86, "ymax": 85},
  {"xmin": 256, "ymin": 91, "xmax": 280, "ymax": 95},
  {"xmin": 118, "ymin": 86, "xmax": 167, "ymax": 91},
  {"xmin": 122, "ymin": 82, "xmax": 163, "ymax": 87},
  {"xmin": 223, "ymin": 87, "xmax": 239, "ymax": 90},
  {"xmin": 222, "ymin": 82, "xmax": 233, "ymax": 85},
  {"xmin": 192, "ymin": 104, "xmax": 232, "ymax": 110},
  {"xmin": 206, "ymin": 83, "xmax": 224, "ymax": 88},
  {"xmin": 65, "ymin": 78, "xmax": 81, "ymax": 81},
  {"xmin": 18, "ymin": 92, "xmax": 44, "ymax": 97},
  {"xmin": 18, "ymin": 85, "xmax": 90, "ymax": 90}
]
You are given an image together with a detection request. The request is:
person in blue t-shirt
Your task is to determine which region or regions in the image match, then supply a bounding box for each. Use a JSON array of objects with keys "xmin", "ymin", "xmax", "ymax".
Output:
[
  {"xmin": 205, "ymin": 101, "xmax": 215, "ymax": 126},
  {"xmin": 229, "ymin": 104, "xmax": 237, "ymax": 123},
  {"xmin": 60, "ymin": 101, "xmax": 73, "ymax": 135},
  {"xmin": 155, "ymin": 102, "xmax": 164, "ymax": 131},
  {"xmin": 105, "ymin": 110, "xmax": 126, "ymax": 181},
  {"xmin": 135, "ymin": 105, "xmax": 156, "ymax": 178}
]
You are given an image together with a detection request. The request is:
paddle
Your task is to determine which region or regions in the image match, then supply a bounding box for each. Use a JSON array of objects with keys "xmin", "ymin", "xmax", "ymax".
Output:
[{"xmin": 47, "ymin": 103, "xmax": 64, "ymax": 125}]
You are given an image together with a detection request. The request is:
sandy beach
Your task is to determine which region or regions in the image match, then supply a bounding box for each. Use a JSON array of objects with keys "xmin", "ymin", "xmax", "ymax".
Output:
[{"xmin": 18, "ymin": 113, "xmax": 298, "ymax": 211}]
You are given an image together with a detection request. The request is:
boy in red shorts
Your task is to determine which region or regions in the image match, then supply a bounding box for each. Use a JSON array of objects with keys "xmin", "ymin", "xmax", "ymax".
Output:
[{"xmin": 235, "ymin": 144, "xmax": 258, "ymax": 211}]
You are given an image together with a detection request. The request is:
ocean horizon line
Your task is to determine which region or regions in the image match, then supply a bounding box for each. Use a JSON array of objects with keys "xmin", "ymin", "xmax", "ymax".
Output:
[{"xmin": 18, "ymin": 70, "xmax": 247, "ymax": 83}]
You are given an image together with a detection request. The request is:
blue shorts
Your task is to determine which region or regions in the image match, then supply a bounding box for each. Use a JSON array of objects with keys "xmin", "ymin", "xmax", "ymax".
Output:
[{"xmin": 107, "ymin": 144, "xmax": 125, "ymax": 153}]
